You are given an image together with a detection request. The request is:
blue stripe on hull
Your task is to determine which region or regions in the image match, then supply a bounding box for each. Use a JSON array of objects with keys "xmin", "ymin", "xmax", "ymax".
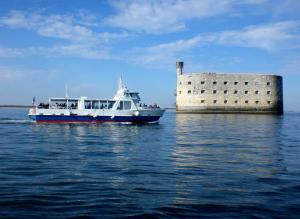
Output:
[{"xmin": 29, "ymin": 115, "xmax": 161, "ymax": 123}]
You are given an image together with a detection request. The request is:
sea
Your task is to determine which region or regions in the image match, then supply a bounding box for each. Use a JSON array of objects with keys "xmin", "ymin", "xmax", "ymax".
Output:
[{"xmin": 0, "ymin": 108, "xmax": 299, "ymax": 218}]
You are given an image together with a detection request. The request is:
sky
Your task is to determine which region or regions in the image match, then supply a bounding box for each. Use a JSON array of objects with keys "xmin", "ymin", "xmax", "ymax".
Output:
[{"xmin": 0, "ymin": 0, "xmax": 300, "ymax": 111}]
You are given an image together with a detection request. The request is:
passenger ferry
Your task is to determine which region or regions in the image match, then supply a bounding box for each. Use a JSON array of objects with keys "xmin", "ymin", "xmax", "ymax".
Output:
[{"xmin": 29, "ymin": 78, "xmax": 165, "ymax": 123}]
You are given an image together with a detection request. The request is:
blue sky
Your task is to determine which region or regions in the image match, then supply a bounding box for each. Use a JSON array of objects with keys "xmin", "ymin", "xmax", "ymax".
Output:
[{"xmin": 0, "ymin": 0, "xmax": 300, "ymax": 110}]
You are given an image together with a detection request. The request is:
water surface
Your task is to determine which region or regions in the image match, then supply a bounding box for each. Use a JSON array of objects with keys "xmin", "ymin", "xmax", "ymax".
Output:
[{"xmin": 0, "ymin": 108, "xmax": 299, "ymax": 218}]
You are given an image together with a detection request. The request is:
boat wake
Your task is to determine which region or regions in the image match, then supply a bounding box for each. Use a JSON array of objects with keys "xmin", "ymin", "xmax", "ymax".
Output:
[{"xmin": 0, "ymin": 118, "xmax": 34, "ymax": 124}]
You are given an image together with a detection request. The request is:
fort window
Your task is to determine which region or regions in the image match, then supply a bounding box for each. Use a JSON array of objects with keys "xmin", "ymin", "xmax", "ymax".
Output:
[
  {"xmin": 201, "ymin": 81, "xmax": 205, "ymax": 84},
  {"xmin": 213, "ymin": 100, "xmax": 217, "ymax": 103},
  {"xmin": 255, "ymin": 91, "xmax": 259, "ymax": 94},
  {"xmin": 213, "ymin": 90, "xmax": 217, "ymax": 94},
  {"xmin": 235, "ymin": 100, "xmax": 238, "ymax": 104},
  {"xmin": 267, "ymin": 82, "xmax": 270, "ymax": 85},
  {"xmin": 234, "ymin": 90, "xmax": 238, "ymax": 94},
  {"xmin": 224, "ymin": 90, "xmax": 228, "ymax": 94},
  {"xmin": 213, "ymin": 81, "xmax": 217, "ymax": 85},
  {"xmin": 234, "ymin": 82, "xmax": 238, "ymax": 85},
  {"xmin": 224, "ymin": 100, "xmax": 227, "ymax": 104},
  {"xmin": 188, "ymin": 90, "xmax": 191, "ymax": 94},
  {"xmin": 267, "ymin": 91, "xmax": 271, "ymax": 94},
  {"xmin": 188, "ymin": 81, "xmax": 191, "ymax": 85},
  {"xmin": 268, "ymin": 101, "xmax": 271, "ymax": 104},
  {"xmin": 201, "ymin": 90, "xmax": 205, "ymax": 93},
  {"xmin": 179, "ymin": 81, "xmax": 182, "ymax": 85},
  {"xmin": 201, "ymin": 100, "xmax": 205, "ymax": 103},
  {"xmin": 179, "ymin": 91, "xmax": 181, "ymax": 94},
  {"xmin": 245, "ymin": 82, "xmax": 249, "ymax": 85},
  {"xmin": 255, "ymin": 101, "xmax": 259, "ymax": 104},
  {"xmin": 224, "ymin": 81, "xmax": 228, "ymax": 85},
  {"xmin": 245, "ymin": 91, "xmax": 248, "ymax": 94},
  {"xmin": 245, "ymin": 100, "xmax": 249, "ymax": 104}
]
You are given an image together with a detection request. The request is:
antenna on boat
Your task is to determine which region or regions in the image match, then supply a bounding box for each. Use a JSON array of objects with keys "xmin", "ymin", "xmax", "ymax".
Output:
[
  {"xmin": 119, "ymin": 74, "xmax": 125, "ymax": 90},
  {"xmin": 65, "ymin": 84, "xmax": 69, "ymax": 109},
  {"xmin": 65, "ymin": 84, "xmax": 69, "ymax": 99}
]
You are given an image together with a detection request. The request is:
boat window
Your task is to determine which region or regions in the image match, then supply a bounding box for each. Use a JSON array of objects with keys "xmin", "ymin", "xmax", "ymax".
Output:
[
  {"xmin": 69, "ymin": 100, "xmax": 78, "ymax": 109},
  {"xmin": 123, "ymin": 101, "xmax": 131, "ymax": 110},
  {"xmin": 100, "ymin": 100, "xmax": 108, "ymax": 109},
  {"xmin": 84, "ymin": 100, "xmax": 92, "ymax": 109},
  {"xmin": 50, "ymin": 99, "xmax": 68, "ymax": 109},
  {"xmin": 117, "ymin": 101, "xmax": 124, "ymax": 110},
  {"xmin": 130, "ymin": 93, "xmax": 137, "ymax": 98},
  {"xmin": 108, "ymin": 101, "xmax": 116, "ymax": 109},
  {"xmin": 92, "ymin": 101, "xmax": 99, "ymax": 109}
]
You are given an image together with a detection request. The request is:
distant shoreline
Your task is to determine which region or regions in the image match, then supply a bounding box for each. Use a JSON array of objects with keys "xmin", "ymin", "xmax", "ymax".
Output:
[{"xmin": 0, "ymin": 105, "xmax": 33, "ymax": 108}]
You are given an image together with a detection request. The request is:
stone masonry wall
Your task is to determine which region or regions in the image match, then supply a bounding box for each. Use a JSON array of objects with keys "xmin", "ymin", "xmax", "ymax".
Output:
[{"xmin": 176, "ymin": 72, "xmax": 283, "ymax": 114}]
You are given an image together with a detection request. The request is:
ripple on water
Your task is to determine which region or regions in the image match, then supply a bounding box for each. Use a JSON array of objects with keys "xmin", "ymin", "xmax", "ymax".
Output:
[{"xmin": 0, "ymin": 109, "xmax": 300, "ymax": 218}]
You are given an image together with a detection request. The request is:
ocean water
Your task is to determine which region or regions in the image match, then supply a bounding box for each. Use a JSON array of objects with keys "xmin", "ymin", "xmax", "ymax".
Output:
[{"xmin": 0, "ymin": 108, "xmax": 300, "ymax": 218}]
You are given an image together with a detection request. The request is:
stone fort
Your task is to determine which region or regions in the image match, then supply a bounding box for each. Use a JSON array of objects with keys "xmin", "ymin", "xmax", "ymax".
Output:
[{"xmin": 176, "ymin": 61, "xmax": 283, "ymax": 114}]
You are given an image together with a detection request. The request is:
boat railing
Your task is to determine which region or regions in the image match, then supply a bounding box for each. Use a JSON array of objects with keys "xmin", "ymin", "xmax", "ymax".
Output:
[
  {"xmin": 50, "ymin": 106, "xmax": 78, "ymax": 109},
  {"xmin": 37, "ymin": 103, "xmax": 78, "ymax": 110},
  {"xmin": 137, "ymin": 104, "xmax": 160, "ymax": 110}
]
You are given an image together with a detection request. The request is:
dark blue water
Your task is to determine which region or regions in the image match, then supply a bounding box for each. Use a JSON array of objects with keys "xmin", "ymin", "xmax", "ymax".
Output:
[{"xmin": 0, "ymin": 108, "xmax": 300, "ymax": 218}]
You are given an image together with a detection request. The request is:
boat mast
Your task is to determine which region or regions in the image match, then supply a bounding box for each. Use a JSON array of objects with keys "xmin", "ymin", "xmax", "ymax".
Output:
[{"xmin": 65, "ymin": 84, "xmax": 69, "ymax": 109}]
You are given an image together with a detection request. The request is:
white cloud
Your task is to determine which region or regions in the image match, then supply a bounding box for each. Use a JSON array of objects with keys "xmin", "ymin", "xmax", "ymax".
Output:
[
  {"xmin": 0, "ymin": 66, "xmax": 31, "ymax": 80},
  {"xmin": 0, "ymin": 44, "xmax": 111, "ymax": 60},
  {"xmin": 0, "ymin": 11, "xmax": 97, "ymax": 42},
  {"xmin": 51, "ymin": 44, "xmax": 111, "ymax": 59},
  {"xmin": 0, "ymin": 47, "xmax": 26, "ymax": 58},
  {"xmin": 0, "ymin": 66, "xmax": 64, "ymax": 82},
  {"xmin": 0, "ymin": 10, "xmax": 132, "ymax": 59},
  {"xmin": 130, "ymin": 21, "xmax": 300, "ymax": 65},
  {"xmin": 106, "ymin": 0, "xmax": 269, "ymax": 34},
  {"xmin": 217, "ymin": 21, "xmax": 300, "ymax": 50},
  {"xmin": 130, "ymin": 36, "xmax": 203, "ymax": 65},
  {"xmin": 0, "ymin": 10, "xmax": 29, "ymax": 28}
]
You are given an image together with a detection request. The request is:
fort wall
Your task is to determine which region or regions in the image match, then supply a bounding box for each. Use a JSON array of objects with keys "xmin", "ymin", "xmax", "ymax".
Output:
[{"xmin": 176, "ymin": 62, "xmax": 283, "ymax": 114}]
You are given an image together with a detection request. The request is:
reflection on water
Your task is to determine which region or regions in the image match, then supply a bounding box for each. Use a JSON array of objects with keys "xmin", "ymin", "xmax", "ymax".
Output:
[
  {"xmin": 175, "ymin": 114, "xmax": 285, "ymax": 177},
  {"xmin": 0, "ymin": 109, "xmax": 300, "ymax": 218},
  {"xmin": 172, "ymin": 113, "xmax": 290, "ymax": 208}
]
